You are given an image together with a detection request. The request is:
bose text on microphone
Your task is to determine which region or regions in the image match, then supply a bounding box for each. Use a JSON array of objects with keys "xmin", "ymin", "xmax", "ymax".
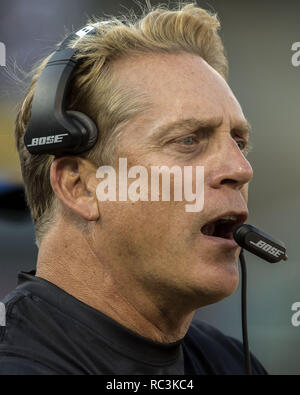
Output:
[{"xmin": 233, "ymin": 224, "xmax": 288, "ymax": 263}]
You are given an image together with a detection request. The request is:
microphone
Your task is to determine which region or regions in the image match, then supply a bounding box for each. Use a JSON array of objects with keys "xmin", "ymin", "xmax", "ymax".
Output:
[
  {"xmin": 233, "ymin": 224, "xmax": 288, "ymax": 375},
  {"xmin": 233, "ymin": 224, "xmax": 288, "ymax": 263}
]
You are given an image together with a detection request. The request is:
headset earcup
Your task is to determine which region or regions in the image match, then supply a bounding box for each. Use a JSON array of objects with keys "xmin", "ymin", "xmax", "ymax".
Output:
[{"xmin": 66, "ymin": 110, "xmax": 98, "ymax": 153}]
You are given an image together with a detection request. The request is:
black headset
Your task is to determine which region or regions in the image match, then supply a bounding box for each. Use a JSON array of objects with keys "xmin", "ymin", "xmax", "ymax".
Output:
[{"xmin": 24, "ymin": 22, "xmax": 118, "ymax": 156}]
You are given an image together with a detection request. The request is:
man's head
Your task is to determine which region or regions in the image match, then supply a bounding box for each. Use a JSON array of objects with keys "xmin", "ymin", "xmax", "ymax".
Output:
[{"xmin": 15, "ymin": 2, "xmax": 253, "ymax": 309}]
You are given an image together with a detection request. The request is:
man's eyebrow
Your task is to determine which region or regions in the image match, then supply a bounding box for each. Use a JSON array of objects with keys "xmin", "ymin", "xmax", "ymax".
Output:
[
  {"xmin": 232, "ymin": 120, "xmax": 252, "ymax": 139},
  {"xmin": 151, "ymin": 117, "xmax": 252, "ymax": 142},
  {"xmin": 151, "ymin": 117, "xmax": 223, "ymax": 141}
]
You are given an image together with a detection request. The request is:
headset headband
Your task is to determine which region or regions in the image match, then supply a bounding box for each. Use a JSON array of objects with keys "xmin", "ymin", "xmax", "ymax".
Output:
[{"xmin": 24, "ymin": 21, "xmax": 119, "ymax": 155}]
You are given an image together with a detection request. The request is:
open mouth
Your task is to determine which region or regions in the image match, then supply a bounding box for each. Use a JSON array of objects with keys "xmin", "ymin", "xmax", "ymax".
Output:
[{"xmin": 201, "ymin": 214, "xmax": 246, "ymax": 240}]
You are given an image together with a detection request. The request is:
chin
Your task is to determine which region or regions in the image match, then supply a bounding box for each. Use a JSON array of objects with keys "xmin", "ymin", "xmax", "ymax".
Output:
[
  {"xmin": 187, "ymin": 257, "xmax": 240, "ymax": 307},
  {"xmin": 208, "ymin": 269, "xmax": 239, "ymax": 304},
  {"xmin": 193, "ymin": 281, "xmax": 239, "ymax": 308}
]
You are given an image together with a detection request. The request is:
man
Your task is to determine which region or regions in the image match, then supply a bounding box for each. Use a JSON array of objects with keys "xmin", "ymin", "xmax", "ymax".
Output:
[{"xmin": 0, "ymin": 2, "xmax": 267, "ymax": 374}]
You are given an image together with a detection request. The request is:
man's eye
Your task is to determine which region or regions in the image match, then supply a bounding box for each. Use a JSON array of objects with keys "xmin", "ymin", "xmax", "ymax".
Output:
[
  {"xmin": 236, "ymin": 140, "xmax": 246, "ymax": 150},
  {"xmin": 177, "ymin": 135, "xmax": 199, "ymax": 146}
]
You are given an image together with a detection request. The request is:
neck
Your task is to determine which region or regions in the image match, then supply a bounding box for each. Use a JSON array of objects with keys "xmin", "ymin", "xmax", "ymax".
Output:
[{"xmin": 36, "ymin": 222, "xmax": 195, "ymax": 343}]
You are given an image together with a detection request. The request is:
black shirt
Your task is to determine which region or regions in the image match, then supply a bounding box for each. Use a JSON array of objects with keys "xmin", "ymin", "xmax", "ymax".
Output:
[{"xmin": 0, "ymin": 271, "xmax": 267, "ymax": 375}]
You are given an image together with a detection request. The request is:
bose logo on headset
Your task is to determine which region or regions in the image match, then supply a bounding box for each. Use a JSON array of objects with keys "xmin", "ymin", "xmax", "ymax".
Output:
[
  {"xmin": 75, "ymin": 26, "xmax": 95, "ymax": 38},
  {"xmin": 27, "ymin": 134, "xmax": 69, "ymax": 148},
  {"xmin": 249, "ymin": 240, "xmax": 284, "ymax": 258},
  {"xmin": 75, "ymin": 22, "xmax": 113, "ymax": 38}
]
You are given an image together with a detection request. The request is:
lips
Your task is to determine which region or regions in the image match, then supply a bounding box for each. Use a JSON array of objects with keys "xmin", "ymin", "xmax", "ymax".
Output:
[{"xmin": 201, "ymin": 212, "xmax": 248, "ymax": 241}]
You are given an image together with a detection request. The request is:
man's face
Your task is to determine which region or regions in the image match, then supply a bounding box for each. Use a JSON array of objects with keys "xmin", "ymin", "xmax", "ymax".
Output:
[{"xmin": 95, "ymin": 53, "xmax": 253, "ymax": 308}]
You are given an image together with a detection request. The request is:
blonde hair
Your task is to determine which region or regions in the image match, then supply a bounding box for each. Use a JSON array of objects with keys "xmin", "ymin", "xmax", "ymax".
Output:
[{"xmin": 15, "ymin": 2, "xmax": 228, "ymax": 247}]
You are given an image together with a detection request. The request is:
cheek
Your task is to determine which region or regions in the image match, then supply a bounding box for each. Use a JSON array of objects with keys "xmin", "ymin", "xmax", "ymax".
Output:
[{"xmin": 241, "ymin": 184, "xmax": 249, "ymax": 203}]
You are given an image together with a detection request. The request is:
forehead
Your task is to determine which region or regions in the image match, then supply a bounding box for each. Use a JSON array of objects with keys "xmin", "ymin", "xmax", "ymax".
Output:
[{"xmin": 113, "ymin": 52, "xmax": 244, "ymax": 122}]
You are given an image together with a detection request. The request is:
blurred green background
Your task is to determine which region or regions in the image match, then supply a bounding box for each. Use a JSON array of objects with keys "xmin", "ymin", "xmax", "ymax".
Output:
[{"xmin": 0, "ymin": 0, "xmax": 299, "ymax": 374}]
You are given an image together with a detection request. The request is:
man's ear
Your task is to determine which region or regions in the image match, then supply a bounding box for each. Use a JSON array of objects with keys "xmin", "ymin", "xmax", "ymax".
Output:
[{"xmin": 50, "ymin": 157, "xmax": 99, "ymax": 221}]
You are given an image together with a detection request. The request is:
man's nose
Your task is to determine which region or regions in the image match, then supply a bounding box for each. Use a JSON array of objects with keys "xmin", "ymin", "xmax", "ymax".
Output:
[{"xmin": 208, "ymin": 137, "xmax": 253, "ymax": 190}]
